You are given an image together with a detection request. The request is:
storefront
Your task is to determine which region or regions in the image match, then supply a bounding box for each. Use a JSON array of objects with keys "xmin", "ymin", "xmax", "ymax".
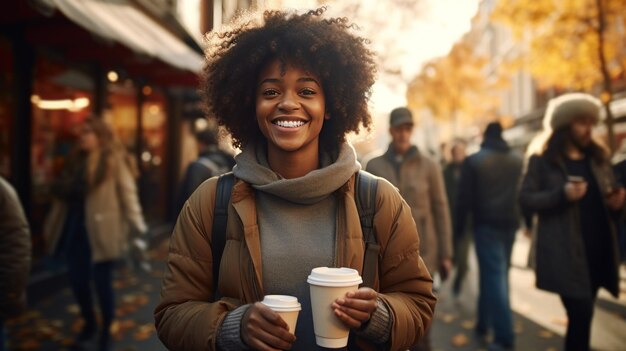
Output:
[{"xmin": 1, "ymin": 1, "xmax": 203, "ymax": 262}]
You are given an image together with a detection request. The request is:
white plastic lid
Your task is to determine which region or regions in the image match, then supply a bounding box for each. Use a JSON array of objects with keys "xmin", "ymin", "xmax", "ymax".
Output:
[
  {"xmin": 261, "ymin": 295, "xmax": 302, "ymax": 312},
  {"xmin": 307, "ymin": 267, "xmax": 363, "ymax": 287}
]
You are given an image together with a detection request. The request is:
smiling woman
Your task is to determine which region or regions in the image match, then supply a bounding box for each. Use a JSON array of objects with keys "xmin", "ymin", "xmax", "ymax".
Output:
[
  {"xmin": 155, "ymin": 7, "xmax": 436, "ymax": 351},
  {"xmin": 201, "ymin": 8, "xmax": 376, "ymax": 152}
]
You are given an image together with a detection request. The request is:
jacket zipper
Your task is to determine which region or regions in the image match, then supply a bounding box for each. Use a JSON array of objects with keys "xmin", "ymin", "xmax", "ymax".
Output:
[{"xmin": 249, "ymin": 261, "xmax": 261, "ymax": 301}]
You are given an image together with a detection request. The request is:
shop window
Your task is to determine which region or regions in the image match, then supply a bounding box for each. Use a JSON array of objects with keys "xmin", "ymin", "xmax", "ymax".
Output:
[{"xmin": 105, "ymin": 80, "xmax": 169, "ymax": 224}]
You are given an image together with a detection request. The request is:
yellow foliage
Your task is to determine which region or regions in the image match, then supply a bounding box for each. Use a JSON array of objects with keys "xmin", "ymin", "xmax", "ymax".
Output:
[
  {"xmin": 492, "ymin": 0, "xmax": 626, "ymax": 92},
  {"xmin": 407, "ymin": 42, "xmax": 498, "ymax": 122}
]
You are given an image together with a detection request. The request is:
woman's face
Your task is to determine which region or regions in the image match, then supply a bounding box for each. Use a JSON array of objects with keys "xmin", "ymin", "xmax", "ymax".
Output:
[
  {"xmin": 79, "ymin": 125, "xmax": 99, "ymax": 152},
  {"xmin": 255, "ymin": 58, "xmax": 327, "ymax": 155}
]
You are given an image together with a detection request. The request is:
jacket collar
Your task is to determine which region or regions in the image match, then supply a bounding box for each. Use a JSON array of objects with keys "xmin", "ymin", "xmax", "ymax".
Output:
[
  {"xmin": 383, "ymin": 144, "xmax": 420, "ymax": 163},
  {"xmin": 481, "ymin": 137, "xmax": 510, "ymax": 152},
  {"xmin": 231, "ymin": 176, "xmax": 353, "ymax": 204}
]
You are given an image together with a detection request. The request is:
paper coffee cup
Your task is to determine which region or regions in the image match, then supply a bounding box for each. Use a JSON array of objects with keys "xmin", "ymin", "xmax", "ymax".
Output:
[
  {"xmin": 261, "ymin": 295, "xmax": 301, "ymax": 334},
  {"xmin": 307, "ymin": 267, "xmax": 363, "ymax": 348}
]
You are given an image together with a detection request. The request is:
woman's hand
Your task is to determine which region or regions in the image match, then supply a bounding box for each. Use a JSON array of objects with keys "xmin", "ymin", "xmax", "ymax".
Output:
[
  {"xmin": 332, "ymin": 287, "xmax": 378, "ymax": 329},
  {"xmin": 564, "ymin": 181, "xmax": 587, "ymax": 201},
  {"xmin": 241, "ymin": 302, "xmax": 296, "ymax": 351}
]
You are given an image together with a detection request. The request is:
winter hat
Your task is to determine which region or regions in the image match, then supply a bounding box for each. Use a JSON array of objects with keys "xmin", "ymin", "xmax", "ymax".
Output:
[
  {"xmin": 483, "ymin": 122, "xmax": 503, "ymax": 140},
  {"xmin": 544, "ymin": 93, "xmax": 602, "ymax": 131}
]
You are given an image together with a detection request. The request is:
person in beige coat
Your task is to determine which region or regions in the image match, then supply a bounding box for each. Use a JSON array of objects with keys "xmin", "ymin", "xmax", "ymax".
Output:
[
  {"xmin": 45, "ymin": 117, "xmax": 146, "ymax": 351},
  {"xmin": 366, "ymin": 107, "xmax": 453, "ymax": 351},
  {"xmin": 155, "ymin": 8, "xmax": 435, "ymax": 351}
]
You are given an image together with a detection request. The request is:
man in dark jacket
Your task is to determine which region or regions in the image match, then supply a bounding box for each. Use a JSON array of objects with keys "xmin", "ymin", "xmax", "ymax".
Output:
[
  {"xmin": 443, "ymin": 141, "xmax": 471, "ymax": 297},
  {"xmin": 520, "ymin": 93, "xmax": 624, "ymax": 351},
  {"xmin": 0, "ymin": 176, "xmax": 31, "ymax": 351},
  {"xmin": 456, "ymin": 122, "xmax": 523, "ymax": 351},
  {"xmin": 177, "ymin": 128, "xmax": 235, "ymax": 213}
]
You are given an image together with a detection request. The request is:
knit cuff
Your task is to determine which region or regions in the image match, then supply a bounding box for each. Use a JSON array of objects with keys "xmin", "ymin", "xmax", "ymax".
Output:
[
  {"xmin": 216, "ymin": 304, "xmax": 251, "ymax": 351},
  {"xmin": 354, "ymin": 298, "xmax": 391, "ymax": 344}
]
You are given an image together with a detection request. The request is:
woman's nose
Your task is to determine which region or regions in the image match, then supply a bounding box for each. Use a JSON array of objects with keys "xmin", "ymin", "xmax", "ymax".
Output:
[{"xmin": 277, "ymin": 92, "xmax": 299, "ymax": 111}]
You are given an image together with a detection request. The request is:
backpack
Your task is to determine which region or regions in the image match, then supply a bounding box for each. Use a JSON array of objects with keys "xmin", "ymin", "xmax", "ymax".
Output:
[{"xmin": 211, "ymin": 170, "xmax": 380, "ymax": 293}]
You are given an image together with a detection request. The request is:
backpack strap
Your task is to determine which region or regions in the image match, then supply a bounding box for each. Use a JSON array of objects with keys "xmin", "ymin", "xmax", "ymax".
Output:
[
  {"xmin": 196, "ymin": 156, "xmax": 221, "ymax": 175},
  {"xmin": 211, "ymin": 172, "xmax": 235, "ymax": 295},
  {"xmin": 355, "ymin": 170, "xmax": 380, "ymax": 289}
]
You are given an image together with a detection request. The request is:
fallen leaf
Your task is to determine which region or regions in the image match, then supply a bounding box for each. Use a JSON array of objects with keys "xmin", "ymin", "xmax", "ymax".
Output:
[
  {"xmin": 66, "ymin": 304, "xmax": 80, "ymax": 315},
  {"xmin": 50, "ymin": 319, "xmax": 65, "ymax": 328},
  {"xmin": 133, "ymin": 323, "xmax": 156, "ymax": 341},
  {"xmin": 134, "ymin": 294, "xmax": 150, "ymax": 306},
  {"xmin": 71, "ymin": 319, "xmax": 84, "ymax": 333},
  {"xmin": 60, "ymin": 338, "xmax": 74, "ymax": 346},
  {"xmin": 538, "ymin": 330, "xmax": 554, "ymax": 339},
  {"xmin": 460, "ymin": 320, "xmax": 474, "ymax": 330},
  {"xmin": 440, "ymin": 313, "xmax": 457, "ymax": 324},
  {"xmin": 450, "ymin": 333, "xmax": 469, "ymax": 347},
  {"xmin": 121, "ymin": 294, "xmax": 137, "ymax": 304},
  {"xmin": 38, "ymin": 325, "xmax": 56, "ymax": 338}
]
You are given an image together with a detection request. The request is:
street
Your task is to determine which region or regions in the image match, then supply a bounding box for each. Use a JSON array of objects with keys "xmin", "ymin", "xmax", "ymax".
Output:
[{"xmin": 5, "ymin": 233, "xmax": 625, "ymax": 351}]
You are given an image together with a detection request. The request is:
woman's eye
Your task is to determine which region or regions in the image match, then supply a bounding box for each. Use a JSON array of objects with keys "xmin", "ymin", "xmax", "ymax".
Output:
[
  {"xmin": 263, "ymin": 89, "xmax": 280, "ymax": 96},
  {"xmin": 300, "ymin": 88, "xmax": 316, "ymax": 96}
]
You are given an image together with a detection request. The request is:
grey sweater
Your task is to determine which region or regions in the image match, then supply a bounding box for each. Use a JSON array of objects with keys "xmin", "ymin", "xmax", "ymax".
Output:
[{"xmin": 216, "ymin": 143, "xmax": 391, "ymax": 350}]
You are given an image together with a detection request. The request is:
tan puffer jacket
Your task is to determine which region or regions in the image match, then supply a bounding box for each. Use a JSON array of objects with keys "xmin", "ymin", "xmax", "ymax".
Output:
[
  {"xmin": 0, "ymin": 177, "xmax": 31, "ymax": 319},
  {"xmin": 155, "ymin": 173, "xmax": 436, "ymax": 351}
]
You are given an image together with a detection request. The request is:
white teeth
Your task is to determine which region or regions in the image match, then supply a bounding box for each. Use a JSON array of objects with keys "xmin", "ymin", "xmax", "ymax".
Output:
[{"xmin": 275, "ymin": 120, "xmax": 305, "ymax": 128}]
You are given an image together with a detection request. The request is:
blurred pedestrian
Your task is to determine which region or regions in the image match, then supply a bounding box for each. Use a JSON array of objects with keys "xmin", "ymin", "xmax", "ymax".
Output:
[
  {"xmin": 44, "ymin": 117, "xmax": 147, "ymax": 351},
  {"xmin": 443, "ymin": 140, "xmax": 470, "ymax": 297},
  {"xmin": 0, "ymin": 176, "xmax": 31, "ymax": 351},
  {"xmin": 176, "ymin": 128, "xmax": 235, "ymax": 213},
  {"xmin": 520, "ymin": 93, "xmax": 625, "ymax": 351},
  {"xmin": 155, "ymin": 7, "xmax": 435, "ymax": 351},
  {"xmin": 611, "ymin": 141, "xmax": 626, "ymax": 263},
  {"xmin": 366, "ymin": 107, "xmax": 452, "ymax": 351},
  {"xmin": 456, "ymin": 122, "xmax": 523, "ymax": 351}
]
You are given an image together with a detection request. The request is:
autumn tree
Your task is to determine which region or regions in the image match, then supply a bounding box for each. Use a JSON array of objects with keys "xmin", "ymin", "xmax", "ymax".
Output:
[
  {"xmin": 406, "ymin": 41, "xmax": 497, "ymax": 135},
  {"xmin": 492, "ymin": 0, "xmax": 626, "ymax": 151}
]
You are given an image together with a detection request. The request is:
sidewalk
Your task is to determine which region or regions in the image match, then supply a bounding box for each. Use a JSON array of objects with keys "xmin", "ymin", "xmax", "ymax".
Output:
[
  {"xmin": 431, "ymin": 268, "xmax": 563, "ymax": 351},
  {"xmin": 6, "ymin": 239, "xmax": 171, "ymax": 351},
  {"xmin": 431, "ymin": 232, "xmax": 626, "ymax": 351}
]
